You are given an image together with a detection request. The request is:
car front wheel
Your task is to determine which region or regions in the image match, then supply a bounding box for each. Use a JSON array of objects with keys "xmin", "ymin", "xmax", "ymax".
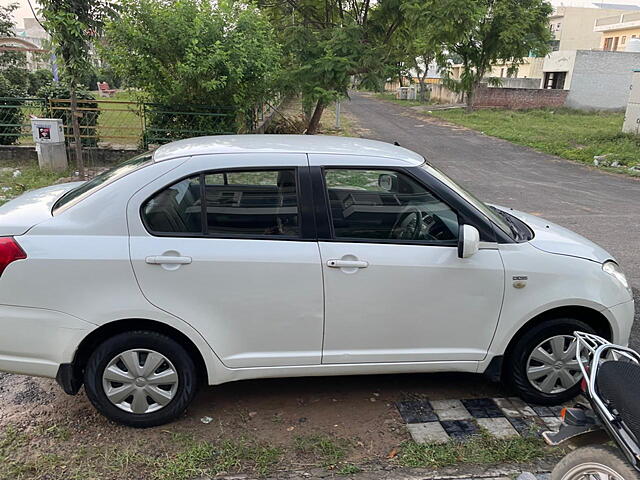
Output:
[
  {"xmin": 505, "ymin": 318, "xmax": 595, "ymax": 405},
  {"xmin": 84, "ymin": 330, "xmax": 198, "ymax": 427}
]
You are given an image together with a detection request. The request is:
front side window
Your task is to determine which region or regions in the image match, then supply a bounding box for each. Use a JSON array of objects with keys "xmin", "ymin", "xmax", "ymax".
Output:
[
  {"xmin": 324, "ymin": 169, "xmax": 458, "ymax": 243},
  {"xmin": 143, "ymin": 169, "xmax": 300, "ymax": 237}
]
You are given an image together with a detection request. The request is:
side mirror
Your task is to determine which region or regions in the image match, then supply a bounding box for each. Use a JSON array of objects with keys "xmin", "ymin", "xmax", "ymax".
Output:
[
  {"xmin": 458, "ymin": 224, "xmax": 480, "ymax": 258},
  {"xmin": 378, "ymin": 173, "xmax": 397, "ymax": 192}
]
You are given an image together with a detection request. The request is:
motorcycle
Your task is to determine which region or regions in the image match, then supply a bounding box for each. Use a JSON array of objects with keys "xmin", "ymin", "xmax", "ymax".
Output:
[{"xmin": 543, "ymin": 331, "xmax": 640, "ymax": 480}]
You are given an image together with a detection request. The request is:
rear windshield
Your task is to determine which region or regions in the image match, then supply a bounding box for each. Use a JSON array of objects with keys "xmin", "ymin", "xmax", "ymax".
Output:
[{"xmin": 53, "ymin": 153, "xmax": 153, "ymax": 214}]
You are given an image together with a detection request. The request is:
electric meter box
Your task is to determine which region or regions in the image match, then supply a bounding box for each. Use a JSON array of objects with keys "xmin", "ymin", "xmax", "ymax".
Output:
[
  {"xmin": 31, "ymin": 118, "xmax": 65, "ymax": 144},
  {"xmin": 30, "ymin": 118, "xmax": 68, "ymax": 171}
]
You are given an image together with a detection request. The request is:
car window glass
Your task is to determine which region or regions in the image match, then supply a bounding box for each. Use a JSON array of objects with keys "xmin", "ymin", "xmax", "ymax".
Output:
[
  {"xmin": 204, "ymin": 169, "xmax": 299, "ymax": 237},
  {"xmin": 324, "ymin": 169, "xmax": 458, "ymax": 243},
  {"xmin": 143, "ymin": 175, "xmax": 202, "ymax": 234},
  {"xmin": 53, "ymin": 153, "xmax": 153, "ymax": 213}
]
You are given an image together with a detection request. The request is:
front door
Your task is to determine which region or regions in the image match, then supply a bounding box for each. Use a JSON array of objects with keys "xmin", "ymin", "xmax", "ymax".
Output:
[
  {"xmin": 314, "ymin": 165, "xmax": 504, "ymax": 364},
  {"xmin": 128, "ymin": 155, "xmax": 324, "ymax": 368}
]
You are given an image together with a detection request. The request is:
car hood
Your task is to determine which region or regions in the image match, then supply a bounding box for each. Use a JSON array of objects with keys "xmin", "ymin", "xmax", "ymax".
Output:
[
  {"xmin": 0, "ymin": 182, "xmax": 83, "ymax": 236},
  {"xmin": 494, "ymin": 206, "xmax": 613, "ymax": 264}
]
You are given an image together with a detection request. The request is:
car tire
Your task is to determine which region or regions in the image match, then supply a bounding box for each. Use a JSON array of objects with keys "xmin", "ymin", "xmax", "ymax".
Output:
[
  {"xmin": 551, "ymin": 445, "xmax": 640, "ymax": 480},
  {"xmin": 84, "ymin": 330, "xmax": 198, "ymax": 428},
  {"xmin": 505, "ymin": 318, "xmax": 595, "ymax": 406}
]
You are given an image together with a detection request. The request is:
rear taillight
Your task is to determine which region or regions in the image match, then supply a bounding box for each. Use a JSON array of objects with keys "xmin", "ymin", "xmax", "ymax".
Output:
[{"xmin": 0, "ymin": 237, "xmax": 26, "ymax": 276}]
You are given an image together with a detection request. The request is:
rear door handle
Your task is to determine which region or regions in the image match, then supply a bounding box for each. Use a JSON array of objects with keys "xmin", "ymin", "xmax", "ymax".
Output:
[
  {"xmin": 145, "ymin": 255, "xmax": 192, "ymax": 265},
  {"xmin": 327, "ymin": 259, "xmax": 369, "ymax": 268}
]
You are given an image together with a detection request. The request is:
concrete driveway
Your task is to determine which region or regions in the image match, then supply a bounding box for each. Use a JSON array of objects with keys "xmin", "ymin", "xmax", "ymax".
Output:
[{"xmin": 343, "ymin": 91, "xmax": 640, "ymax": 348}]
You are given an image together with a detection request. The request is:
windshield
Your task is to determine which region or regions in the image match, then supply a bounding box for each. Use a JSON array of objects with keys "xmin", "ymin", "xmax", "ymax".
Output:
[
  {"xmin": 53, "ymin": 153, "xmax": 154, "ymax": 214},
  {"xmin": 420, "ymin": 162, "xmax": 514, "ymax": 239}
]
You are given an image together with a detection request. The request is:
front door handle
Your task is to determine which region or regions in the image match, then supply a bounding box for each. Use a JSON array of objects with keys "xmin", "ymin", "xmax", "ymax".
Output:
[
  {"xmin": 327, "ymin": 259, "xmax": 369, "ymax": 268},
  {"xmin": 145, "ymin": 255, "xmax": 192, "ymax": 265}
]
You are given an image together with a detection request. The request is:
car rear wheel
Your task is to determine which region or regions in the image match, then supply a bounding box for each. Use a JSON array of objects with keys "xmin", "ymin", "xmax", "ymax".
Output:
[
  {"xmin": 505, "ymin": 318, "xmax": 595, "ymax": 405},
  {"xmin": 84, "ymin": 331, "xmax": 198, "ymax": 427}
]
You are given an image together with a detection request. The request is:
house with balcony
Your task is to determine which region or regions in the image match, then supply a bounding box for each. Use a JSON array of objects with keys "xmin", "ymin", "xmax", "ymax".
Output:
[{"xmin": 595, "ymin": 11, "xmax": 640, "ymax": 51}]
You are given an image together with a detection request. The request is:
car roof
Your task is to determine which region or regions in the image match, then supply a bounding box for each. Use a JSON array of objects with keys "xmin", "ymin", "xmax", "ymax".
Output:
[{"xmin": 152, "ymin": 135, "xmax": 425, "ymax": 166}]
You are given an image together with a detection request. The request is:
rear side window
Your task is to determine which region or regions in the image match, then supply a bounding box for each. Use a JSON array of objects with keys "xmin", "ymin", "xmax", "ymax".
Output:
[
  {"xmin": 53, "ymin": 153, "xmax": 153, "ymax": 214},
  {"xmin": 143, "ymin": 175, "xmax": 202, "ymax": 234},
  {"xmin": 142, "ymin": 169, "xmax": 300, "ymax": 238}
]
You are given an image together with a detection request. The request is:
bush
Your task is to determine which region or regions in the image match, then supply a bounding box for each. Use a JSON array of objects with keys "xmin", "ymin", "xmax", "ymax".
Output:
[
  {"xmin": 27, "ymin": 69, "xmax": 53, "ymax": 96},
  {"xmin": 142, "ymin": 104, "xmax": 237, "ymax": 147},
  {"xmin": 0, "ymin": 75, "xmax": 24, "ymax": 145},
  {"xmin": 38, "ymin": 82, "xmax": 101, "ymax": 146}
]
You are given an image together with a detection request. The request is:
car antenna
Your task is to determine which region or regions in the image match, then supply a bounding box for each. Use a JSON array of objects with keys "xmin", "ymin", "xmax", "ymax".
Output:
[{"xmin": 393, "ymin": 141, "xmax": 401, "ymax": 146}]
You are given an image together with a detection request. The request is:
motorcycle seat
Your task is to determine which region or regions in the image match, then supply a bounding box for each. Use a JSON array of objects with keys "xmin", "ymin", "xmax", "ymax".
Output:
[{"xmin": 596, "ymin": 360, "xmax": 640, "ymax": 444}]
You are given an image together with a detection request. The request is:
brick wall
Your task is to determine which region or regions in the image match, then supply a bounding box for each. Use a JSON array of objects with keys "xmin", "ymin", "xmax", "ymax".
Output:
[{"xmin": 473, "ymin": 86, "xmax": 568, "ymax": 109}]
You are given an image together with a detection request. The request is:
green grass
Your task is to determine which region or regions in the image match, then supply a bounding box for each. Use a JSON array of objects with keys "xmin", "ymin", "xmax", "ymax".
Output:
[
  {"xmin": 398, "ymin": 434, "xmax": 551, "ymax": 469},
  {"xmin": 294, "ymin": 434, "xmax": 352, "ymax": 467},
  {"xmin": 92, "ymin": 90, "xmax": 144, "ymax": 146},
  {"xmin": 0, "ymin": 429, "xmax": 284, "ymax": 480},
  {"xmin": 375, "ymin": 92, "xmax": 431, "ymax": 107},
  {"xmin": 0, "ymin": 166, "xmax": 71, "ymax": 205},
  {"xmin": 426, "ymin": 108, "xmax": 640, "ymax": 174}
]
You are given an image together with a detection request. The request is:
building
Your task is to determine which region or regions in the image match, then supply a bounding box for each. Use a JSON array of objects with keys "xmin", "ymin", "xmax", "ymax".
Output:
[
  {"xmin": 14, "ymin": 17, "xmax": 50, "ymax": 71},
  {"xmin": 447, "ymin": 5, "xmax": 637, "ymax": 85},
  {"xmin": 550, "ymin": 5, "xmax": 638, "ymax": 51},
  {"xmin": 595, "ymin": 11, "xmax": 640, "ymax": 51},
  {"xmin": 541, "ymin": 49, "xmax": 640, "ymax": 109}
]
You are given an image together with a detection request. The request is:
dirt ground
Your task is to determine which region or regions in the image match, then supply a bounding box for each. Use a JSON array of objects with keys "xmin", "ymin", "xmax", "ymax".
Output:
[{"xmin": 0, "ymin": 369, "xmax": 517, "ymax": 479}]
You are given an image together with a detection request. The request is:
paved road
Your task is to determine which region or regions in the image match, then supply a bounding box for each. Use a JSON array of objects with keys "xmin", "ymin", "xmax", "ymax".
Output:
[{"xmin": 344, "ymin": 91, "xmax": 640, "ymax": 348}]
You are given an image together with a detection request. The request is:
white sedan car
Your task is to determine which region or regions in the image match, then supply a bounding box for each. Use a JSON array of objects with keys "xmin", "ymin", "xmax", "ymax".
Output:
[{"xmin": 0, "ymin": 136, "xmax": 633, "ymax": 427}]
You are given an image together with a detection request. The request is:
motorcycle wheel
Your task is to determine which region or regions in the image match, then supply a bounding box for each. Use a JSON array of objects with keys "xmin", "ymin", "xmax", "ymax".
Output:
[{"xmin": 552, "ymin": 445, "xmax": 640, "ymax": 480}]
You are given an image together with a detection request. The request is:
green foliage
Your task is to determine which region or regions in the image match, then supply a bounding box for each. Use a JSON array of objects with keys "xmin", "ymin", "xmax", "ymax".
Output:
[
  {"xmin": 0, "ymin": 76, "xmax": 24, "ymax": 145},
  {"xmin": 410, "ymin": 0, "xmax": 552, "ymax": 108},
  {"xmin": 27, "ymin": 69, "xmax": 54, "ymax": 96},
  {"xmin": 39, "ymin": 82, "xmax": 101, "ymax": 146},
  {"xmin": 102, "ymin": 0, "xmax": 281, "ymax": 138},
  {"xmin": 38, "ymin": 0, "xmax": 115, "ymax": 88},
  {"xmin": 261, "ymin": 0, "xmax": 408, "ymax": 132}
]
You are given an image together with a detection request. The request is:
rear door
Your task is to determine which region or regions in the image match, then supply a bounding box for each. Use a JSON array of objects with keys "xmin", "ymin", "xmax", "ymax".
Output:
[{"xmin": 127, "ymin": 154, "xmax": 324, "ymax": 368}]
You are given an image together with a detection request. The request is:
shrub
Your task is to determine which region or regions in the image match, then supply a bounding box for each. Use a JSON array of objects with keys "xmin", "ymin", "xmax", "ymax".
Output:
[{"xmin": 0, "ymin": 75, "xmax": 24, "ymax": 145}]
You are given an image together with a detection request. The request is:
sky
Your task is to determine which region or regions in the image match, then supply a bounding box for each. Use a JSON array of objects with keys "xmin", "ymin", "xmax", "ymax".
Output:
[
  {"xmin": 3, "ymin": 0, "xmax": 640, "ymax": 28},
  {"xmin": 3, "ymin": 0, "xmax": 40, "ymax": 28}
]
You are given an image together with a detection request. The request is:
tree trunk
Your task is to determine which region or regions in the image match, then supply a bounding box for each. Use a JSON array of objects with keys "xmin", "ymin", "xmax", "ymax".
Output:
[
  {"xmin": 418, "ymin": 78, "xmax": 426, "ymax": 102},
  {"xmin": 305, "ymin": 99, "xmax": 325, "ymax": 135},
  {"xmin": 70, "ymin": 87, "xmax": 84, "ymax": 176},
  {"xmin": 465, "ymin": 85, "xmax": 475, "ymax": 112}
]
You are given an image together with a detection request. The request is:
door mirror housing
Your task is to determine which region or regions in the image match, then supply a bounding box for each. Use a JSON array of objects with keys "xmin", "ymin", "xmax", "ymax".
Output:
[
  {"xmin": 378, "ymin": 173, "xmax": 397, "ymax": 192},
  {"xmin": 458, "ymin": 224, "xmax": 480, "ymax": 258}
]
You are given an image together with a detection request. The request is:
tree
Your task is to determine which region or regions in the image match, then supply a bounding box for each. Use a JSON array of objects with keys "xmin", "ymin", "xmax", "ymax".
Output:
[
  {"xmin": 260, "ymin": 0, "xmax": 408, "ymax": 133},
  {"xmin": 0, "ymin": 3, "xmax": 30, "ymax": 93},
  {"xmin": 415, "ymin": 0, "xmax": 552, "ymax": 111},
  {"xmin": 38, "ymin": 0, "xmax": 115, "ymax": 173},
  {"xmin": 101, "ymin": 0, "xmax": 281, "ymax": 135},
  {"xmin": 387, "ymin": 12, "xmax": 444, "ymax": 102}
]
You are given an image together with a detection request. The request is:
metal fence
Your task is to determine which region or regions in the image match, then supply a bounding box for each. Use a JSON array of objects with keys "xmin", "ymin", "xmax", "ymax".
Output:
[{"xmin": 0, "ymin": 96, "xmax": 240, "ymax": 149}]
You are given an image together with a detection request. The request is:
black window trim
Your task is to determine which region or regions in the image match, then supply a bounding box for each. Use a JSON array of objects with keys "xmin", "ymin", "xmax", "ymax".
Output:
[
  {"xmin": 140, "ymin": 165, "xmax": 317, "ymax": 241},
  {"xmin": 311, "ymin": 164, "xmax": 509, "ymax": 246}
]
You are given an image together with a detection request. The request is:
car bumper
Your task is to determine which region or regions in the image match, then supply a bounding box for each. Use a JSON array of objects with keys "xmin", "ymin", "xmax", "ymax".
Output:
[
  {"xmin": 602, "ymin": 299, "xmax": 635, "ymax": 346},
  {"xmin": 0, "ymin": 305, "xmax": 93, "ymax": 378}
]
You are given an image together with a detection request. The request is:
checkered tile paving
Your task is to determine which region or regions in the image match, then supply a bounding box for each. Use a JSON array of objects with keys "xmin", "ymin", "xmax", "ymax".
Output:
[{"xmin": 397, "ymin": 397, "xmax": 569, "ymax": 444}]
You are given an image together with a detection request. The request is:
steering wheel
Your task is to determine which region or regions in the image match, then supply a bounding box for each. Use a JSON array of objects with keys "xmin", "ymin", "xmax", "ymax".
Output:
[{"xmin": 390, "ymin": 206, "xmax": 423, "ymax": 240}]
